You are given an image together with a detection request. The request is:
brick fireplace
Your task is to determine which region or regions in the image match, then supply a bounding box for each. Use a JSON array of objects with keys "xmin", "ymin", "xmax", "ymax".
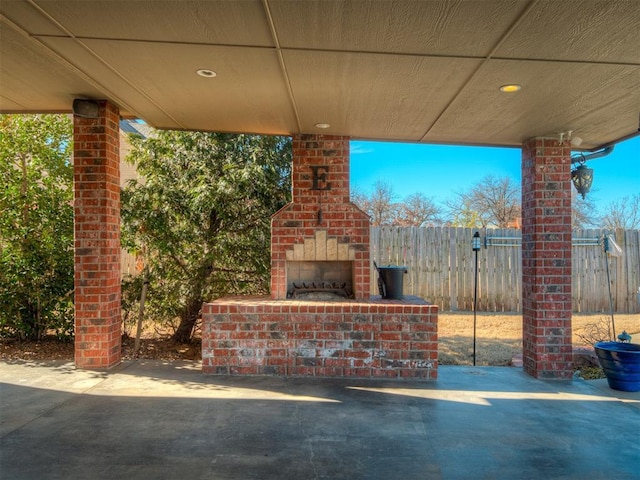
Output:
[
  {"xmin": 271, "ymin": 135, "xmax": 370, "ymax": 300},
  {"xmin": 202, "ymin": 134, "xmax": 438, "ymax": 379}
]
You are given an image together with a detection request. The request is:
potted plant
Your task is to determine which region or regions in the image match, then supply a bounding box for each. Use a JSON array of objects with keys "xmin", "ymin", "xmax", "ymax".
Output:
[
  {"xmin": 594, "ymin": 332, "xmax": 640, "ymax": 392},
  {"xmin": 590, "ymin": 233, "xmax": 640, "ymax": 392}
]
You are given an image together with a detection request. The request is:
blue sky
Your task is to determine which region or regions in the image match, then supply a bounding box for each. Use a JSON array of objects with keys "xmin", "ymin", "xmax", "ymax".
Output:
[{"xmin": 351, "ymin": 135, "xmax": 639, "ymax": 215}]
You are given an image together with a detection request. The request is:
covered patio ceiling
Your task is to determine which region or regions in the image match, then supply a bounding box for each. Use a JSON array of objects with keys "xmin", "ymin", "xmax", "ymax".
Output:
[{"xmin": 1, "ymin": 0, "xmax": 639, "ymax": 150}]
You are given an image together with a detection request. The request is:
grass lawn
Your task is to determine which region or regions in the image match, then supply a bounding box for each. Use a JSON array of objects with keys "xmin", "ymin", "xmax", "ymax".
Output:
[{"xmin": 438, "ymin": 312, "xmax": 640, "ymax": 366}]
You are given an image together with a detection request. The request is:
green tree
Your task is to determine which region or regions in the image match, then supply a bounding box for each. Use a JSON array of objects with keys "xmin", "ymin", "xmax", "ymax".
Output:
[
  {"xmin": 0, "ymin": 114, "xmax": 74, "ymax": 340},
  {"xmin": 121, "ymin": 131, "xmax": 291, "ymax": 343}
]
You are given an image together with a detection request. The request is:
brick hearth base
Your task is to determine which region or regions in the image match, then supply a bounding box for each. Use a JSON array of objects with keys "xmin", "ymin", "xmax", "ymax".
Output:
[{"xmin": 202, "ymin": 296, "xmax": 438, "ymax": 380}]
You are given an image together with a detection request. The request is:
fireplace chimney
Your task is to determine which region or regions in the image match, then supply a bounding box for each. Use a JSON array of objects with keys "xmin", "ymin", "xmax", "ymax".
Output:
[{"xmin": 271, "ymin": 135, "xmax": 370, "ymax": 300}]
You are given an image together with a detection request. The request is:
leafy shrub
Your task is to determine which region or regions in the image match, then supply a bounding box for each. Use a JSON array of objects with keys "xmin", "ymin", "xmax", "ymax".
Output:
[
  {"xmin": 121, "ymin": 131, "xmax": 292, "ymax": 342},
  {"xmin": 0, "ymin": 114, "xmax": 74, "ymax": 340}
]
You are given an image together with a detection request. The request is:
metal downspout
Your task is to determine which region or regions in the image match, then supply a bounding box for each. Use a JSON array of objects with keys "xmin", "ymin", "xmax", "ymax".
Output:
[{"xmin": 571, "ymin": 145, "xmax": 615, "ymax": 164}]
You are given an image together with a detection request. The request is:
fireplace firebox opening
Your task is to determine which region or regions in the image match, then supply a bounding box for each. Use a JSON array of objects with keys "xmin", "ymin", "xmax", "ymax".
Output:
[{"xmin": 286, "ymin": 260, "xmax": 353, "ymax": 299}]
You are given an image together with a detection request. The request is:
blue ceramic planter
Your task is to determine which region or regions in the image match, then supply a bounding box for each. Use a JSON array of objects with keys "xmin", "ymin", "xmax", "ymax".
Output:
[{"xmin": 594, "ymin": 342, "xmax": 640, "ymax": 392}]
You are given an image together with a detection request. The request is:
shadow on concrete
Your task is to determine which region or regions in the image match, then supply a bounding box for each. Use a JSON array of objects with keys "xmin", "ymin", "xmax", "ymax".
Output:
[{"xmin": 1, "ymin": 360, "xmax": 638, "ymax": 479}]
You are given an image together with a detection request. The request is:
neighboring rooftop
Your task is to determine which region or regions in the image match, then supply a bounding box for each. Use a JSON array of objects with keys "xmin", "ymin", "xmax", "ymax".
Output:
[{"xmin": 119, "ymin": 119, "xmax": 153, "ymax": 138}]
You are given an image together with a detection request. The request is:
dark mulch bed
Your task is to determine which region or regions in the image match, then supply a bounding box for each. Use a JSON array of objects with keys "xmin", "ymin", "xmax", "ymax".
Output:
[{"xmin": 0, "ymin": 334, "xmax": 201, "ymax": 362}]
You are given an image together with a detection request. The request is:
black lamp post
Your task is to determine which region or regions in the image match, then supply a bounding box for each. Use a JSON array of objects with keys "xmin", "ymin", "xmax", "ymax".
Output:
[{"xmin": 472, "ymin": 231, "xmax": 481, "ymax": 366}]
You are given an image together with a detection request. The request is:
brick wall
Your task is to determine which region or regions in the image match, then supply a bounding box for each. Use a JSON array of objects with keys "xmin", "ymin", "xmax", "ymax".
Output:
[
  {"xmin": 202, "ymin": 297, "xmax": 438, "ymax": 379},
  {"xmin": 521, "ymin": 137, "xmax": 573, "ymax": 379},
  {"xmin": 271, "ymin": 134, "xmax": 370, "ymax": 299},
  {"xmin": 73, "ymin": 101, "xmax": 121, "ymax": 368}
]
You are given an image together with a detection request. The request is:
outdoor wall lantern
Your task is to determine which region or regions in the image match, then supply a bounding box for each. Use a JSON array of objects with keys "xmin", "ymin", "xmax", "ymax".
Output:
[
  {"xmin": 571, "ymin": 157, "xmax": 594, "ymax": 199},
  {"xmin": 72, "ymin": 99, "xmax": 100, "ymax": 119}
]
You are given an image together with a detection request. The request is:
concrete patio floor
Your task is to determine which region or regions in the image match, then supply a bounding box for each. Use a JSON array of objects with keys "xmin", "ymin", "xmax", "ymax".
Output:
[{"xmin": 1, "ymin": 360, "xmax": 638, "ymax": 480}]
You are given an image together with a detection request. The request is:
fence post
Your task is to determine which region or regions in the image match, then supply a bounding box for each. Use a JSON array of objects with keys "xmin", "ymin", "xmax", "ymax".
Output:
[{"xmin": 449, "ymin": 228, "xmax": 457, "ymax": 310}]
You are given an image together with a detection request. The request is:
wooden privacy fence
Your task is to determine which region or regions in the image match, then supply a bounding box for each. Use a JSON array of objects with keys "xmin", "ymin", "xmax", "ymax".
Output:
[{"xmin": 371, "ymin": 227, "xmax": 640, "ymax": 314}]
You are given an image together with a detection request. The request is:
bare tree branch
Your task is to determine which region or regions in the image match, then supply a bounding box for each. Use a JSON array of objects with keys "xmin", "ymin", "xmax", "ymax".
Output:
[
  {"xmin": 600, "ymin": 194, "xmax": 640, "ymax": 229},
  {"xmin": 445, "ymin": 175, "xmax": 520, "ymax": 228}
]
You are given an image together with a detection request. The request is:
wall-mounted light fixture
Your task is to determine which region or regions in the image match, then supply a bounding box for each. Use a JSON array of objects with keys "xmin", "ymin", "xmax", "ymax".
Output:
[
  {"xmin": 569, "ymin": 145, "xmax": 614, "ymax": 200},
  {"xmin": 571, "ymin": 156, "xmax": 594, "ymax": 199},
  {"xmin": 72, "ymin": 99, "xmax": 100, "ymax": 118}
]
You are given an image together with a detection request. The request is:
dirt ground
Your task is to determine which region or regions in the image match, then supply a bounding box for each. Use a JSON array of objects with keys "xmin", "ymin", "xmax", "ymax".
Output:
[{"xmin": 1, "ymin": 313, "xmax": 638, "ymax": 366}]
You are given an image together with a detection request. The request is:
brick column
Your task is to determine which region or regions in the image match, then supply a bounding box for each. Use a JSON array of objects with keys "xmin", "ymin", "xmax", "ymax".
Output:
[
  {"xmin": 73, "ymin": 101, "xmax": 121, "ymax": 368},
  {"xmin": 521, "ymin": 137, "xmax": 573, "ymax": 379}
]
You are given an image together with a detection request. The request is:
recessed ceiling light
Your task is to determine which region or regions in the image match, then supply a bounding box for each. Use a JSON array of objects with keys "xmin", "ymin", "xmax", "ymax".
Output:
[
  {"xmin": 196, "ymin": 69, "xmax": 217, "ymax": 78},
  {"xmin": 500, "ymin": 84, "xmax": 521, "ymax": 93},
  {"xmin": 315, "ymin": 123, "xmax": 330, "ymax": 129}
]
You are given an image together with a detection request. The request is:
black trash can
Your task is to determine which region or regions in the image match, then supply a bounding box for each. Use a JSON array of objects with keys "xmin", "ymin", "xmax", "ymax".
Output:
[{"xmin": 377, "ymin": 266, "xmax": 407, "ymax": 299}]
